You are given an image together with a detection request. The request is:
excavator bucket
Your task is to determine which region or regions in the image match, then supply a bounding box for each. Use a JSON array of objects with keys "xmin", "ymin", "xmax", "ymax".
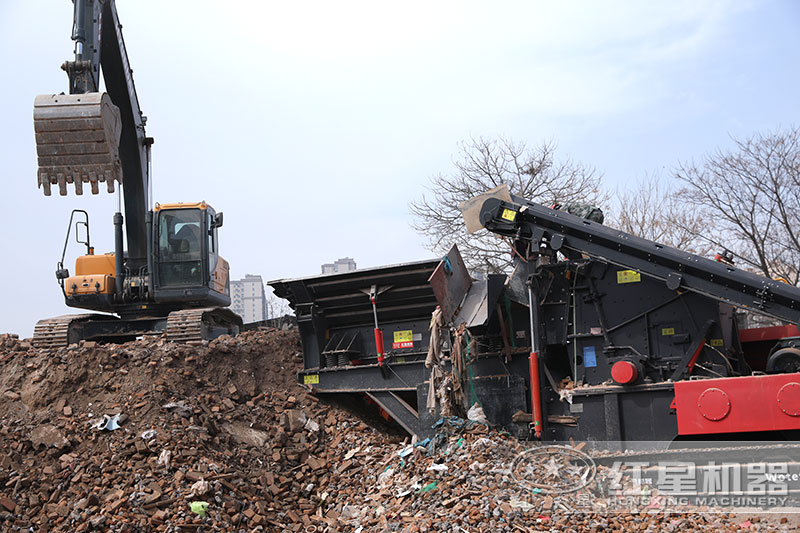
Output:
[{"xmin": 33, "ymin": 92, "xmax": 123, "ymax": 196}]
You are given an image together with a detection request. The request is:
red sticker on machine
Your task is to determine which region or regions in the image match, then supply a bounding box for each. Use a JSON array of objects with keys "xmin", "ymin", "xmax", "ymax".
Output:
[{"xmin": 392, "ymin": 330, "xmax": 413, "ymax": 349}]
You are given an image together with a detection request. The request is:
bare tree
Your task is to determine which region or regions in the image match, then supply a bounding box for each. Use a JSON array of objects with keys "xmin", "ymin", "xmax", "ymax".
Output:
[
  {"xmin": 609, "ymin": 173, "xmax": 711, "ymax": 255},
  {"xmin": 410, "ymin": 137, "xmax": 606, "ymax": 272},
  {"xmin": 674, "ymin": 126, "xmax": 800, "ymax": 285},
  {"xmin": 266, "ymin": 289, "xmax": 293, "ymax": 319}
]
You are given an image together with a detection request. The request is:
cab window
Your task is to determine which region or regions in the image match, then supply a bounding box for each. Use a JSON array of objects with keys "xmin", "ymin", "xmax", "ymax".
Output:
[{"xmin": 157, "ymin": 209, "xmax": 203, "ymax": 286}]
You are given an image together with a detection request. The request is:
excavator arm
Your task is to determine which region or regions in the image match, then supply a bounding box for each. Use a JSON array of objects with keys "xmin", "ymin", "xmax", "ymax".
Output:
[{"xmin": 34, "ymin": 0, "xmax": 151, "ymax": 267}]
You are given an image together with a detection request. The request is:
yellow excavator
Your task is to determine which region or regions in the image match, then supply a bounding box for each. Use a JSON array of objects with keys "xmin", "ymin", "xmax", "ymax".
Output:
[{"xmin": 32, "ymin": 0, "xmax": 242, "ymax": 347}]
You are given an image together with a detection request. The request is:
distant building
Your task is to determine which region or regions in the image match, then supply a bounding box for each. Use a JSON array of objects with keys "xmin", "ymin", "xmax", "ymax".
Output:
[
  {"xmin": 231, "ymin": 274, "xmax": 268, "ymax": 324},
  {"xmin": 321, "ymin": 257, "xmax": 357, "ymax": 275}
]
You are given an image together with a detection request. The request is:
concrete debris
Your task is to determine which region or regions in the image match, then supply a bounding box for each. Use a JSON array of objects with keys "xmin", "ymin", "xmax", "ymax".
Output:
[
  {"xmin": 0, "ymin": 328, "xmax": 793, "ymax": 531},
  {"xmin": 29, "ymin": 425, "xmax": 69, "ymax": 449}
]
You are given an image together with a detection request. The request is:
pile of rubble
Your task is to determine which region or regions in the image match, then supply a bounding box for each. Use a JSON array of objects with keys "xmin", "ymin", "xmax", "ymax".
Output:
[{"xmin": 0, "ymin": 331, "xmax": 792, "ymax": 532}]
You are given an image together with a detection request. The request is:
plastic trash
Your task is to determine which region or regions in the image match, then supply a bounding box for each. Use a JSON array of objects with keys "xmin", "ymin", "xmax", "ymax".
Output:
[
  {"xmin": 189, "ymin": 479, "xmax": 209, "ymax": 497},
  {"xmin": 416, "ymin": 481, "xmax": 437, "ymax": 494},
  {"xmin": 344, "ymin": 447, "xmax": 360, "ymax": 460},
  {"xmin": 377, "ymin": 467, "xmax": 395, "ymax": 488},
  {"xmin": 467, "ymin": 402, "xmax": 489, "ymax": 424},
  {"xmin": 414, "ymin": 438, "xmax": 431, "ymax": 448},
  {"xmin": 509, "ymin": 498, "xmax": 535, "ymax": 511},
  {"xmin": 92, "ymin": 414, "xmax": 122, "ymax": 431},
  {"xmin": 140, "ymin": 429, "xmax": 157, "ymax": 440},
  {"xmin": 157, "ymin": 449, "xmax": 171, "ymax": 470},
  {"xmin": 162, "ymin": 401, "xmax": 193, "ymax": 418},
  {"xmin": 340, "ymin": 504, "xmax": 360, "ymax": 520},
  {"xmin": 426, "ymin": 463, "xmax": 448, "ymax": 472},
  {"xmin": 189, "ymin": 501, "xmax": 209, "ymax": 518},
  {"xmin": 397, "ymin": 446, "xmax": 414, "ymax": 458},
  {"xmin": 471, "ymin": 437, "xmax": 494, "ymax": 450}
]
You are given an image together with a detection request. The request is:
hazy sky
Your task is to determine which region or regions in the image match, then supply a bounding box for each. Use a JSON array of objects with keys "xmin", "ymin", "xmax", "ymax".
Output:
[{"xmin": 1, "ymin": 0, "xmax": 798, "ymax": 336}]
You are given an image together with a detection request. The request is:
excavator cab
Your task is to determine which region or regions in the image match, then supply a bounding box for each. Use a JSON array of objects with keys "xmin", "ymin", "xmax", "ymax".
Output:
[{"xmin": 153, "ymin": 202, "xmax": 230, "ymax": 306}]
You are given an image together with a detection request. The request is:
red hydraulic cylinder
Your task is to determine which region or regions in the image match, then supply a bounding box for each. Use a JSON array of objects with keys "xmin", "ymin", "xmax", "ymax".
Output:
[
  {"xmin": 529, "ymin": 350, "xmax": 543, "ymax": 439},
  {"xmin": 374, "ymin": 328, "xmax": 385, "ymax": 366},
  {"xmin": 527, "ymin": 280, "xmax": 543, "ymax": 439}
]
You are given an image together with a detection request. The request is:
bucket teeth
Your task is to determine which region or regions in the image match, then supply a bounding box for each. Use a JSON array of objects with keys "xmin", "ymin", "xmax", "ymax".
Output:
[{"xmin": 33, "ymin": 92, "xmax": 123, "ymax": 196}]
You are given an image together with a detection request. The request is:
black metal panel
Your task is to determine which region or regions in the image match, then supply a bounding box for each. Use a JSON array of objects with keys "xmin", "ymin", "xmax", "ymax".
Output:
[
  {"xmin": 299, "ymin": 359, "xmax": 443, "ymax": 393},
  {"xmin": 544, "ymin": 384, "xmax": 678, "ymax": 442},
  {"xmin": 535, "ymin": 260, "xmax": 731, "ymax": 385},
  {"xmin": 471, "ymin": 374, "xmax": 527, "ymax": 434},
  {"xmin": 271, "ymin": 259, "xmax": 442, "ymax": 375}
]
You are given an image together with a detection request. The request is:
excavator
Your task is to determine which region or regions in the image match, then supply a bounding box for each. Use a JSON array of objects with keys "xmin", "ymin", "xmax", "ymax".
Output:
[{"xmin": 32, "ymin": 0, "xmax": 242, "ymax": 347}]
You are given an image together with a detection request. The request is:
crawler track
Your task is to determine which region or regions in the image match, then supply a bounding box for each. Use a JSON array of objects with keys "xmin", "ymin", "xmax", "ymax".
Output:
[{"xmin": 165, "ymin": 307, "xmax": 242, "ymax": 343}]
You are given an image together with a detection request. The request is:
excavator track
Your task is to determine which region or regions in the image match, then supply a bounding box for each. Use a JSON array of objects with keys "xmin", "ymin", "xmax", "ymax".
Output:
[
  {"xmin": 33, "ymin": 314, "xmax": 105, "ymax": 349},
  {"xmin": 165, "ymin": 307, "xmax": 243, "ymax": 343}
]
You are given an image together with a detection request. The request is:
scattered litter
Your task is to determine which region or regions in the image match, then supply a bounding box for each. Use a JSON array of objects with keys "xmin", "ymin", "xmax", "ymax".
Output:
[
  {"xmin": 467, "ymin": 402, "xmax": 489, "ymax": 424},
  {"xmin": 340, "ymin": 504, "xmax": 360, "ymax": 520},
  {"xmin": 397, "ymin": 446, "xmax": 414, "ymax": 458},
  {"xmin": 162, "ymin": 401, "xmax": 193, "ymax": 418},
  {"xmin": 157, "ymin": 449, "xmax": 172, "ymax": 471},
  {"xmin": 416, "ymin": 481, "xmax": 437, "ymax": 494},
  {"xmin": 558, "ymin": 388, "xmax": 574, "ymax": 404},
  {"xmin": 140, "ymin": 429, "xmax": 157, "ymax": 440},
  {"xmin": 509, "ymin": 498, "xmax": 536, "ymax": 511},
  {"xmin": 189, "ymin": 501, "xmax": 209, "ymax": 518},
  {"xmin": 189, "ymin": 479, "xmax": 209, "ymax": 497},
  {"xmin": 304, "ymin": 417, "xmax": 320, "ymax": 432},
  {"xmin": 426, "ymin": 463, "xmax": 448, "ymax": 472},
  {"xmin": 344, "ymin": 447, "xmax": 361, "ymax": 460},
  {"xmin": 471, "ymin": 437, "xmax": 494, "ymax": 450},
  {"xmin": 92, "ymin": 414, "xmax": 122, "ymax": 431}
]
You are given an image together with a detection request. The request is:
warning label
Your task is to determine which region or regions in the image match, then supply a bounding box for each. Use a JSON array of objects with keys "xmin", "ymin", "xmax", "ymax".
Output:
[
  {"xmin": 393, "ymin": 330, "xmax": 413, "ymax": 349},
  {"xmin": 617, "ymin": 270, "xmax": 641, "ymax": 284}
]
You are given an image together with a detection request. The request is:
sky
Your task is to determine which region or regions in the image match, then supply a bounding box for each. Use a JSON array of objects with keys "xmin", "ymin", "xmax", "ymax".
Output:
[{"xmin": 0, "ymin": 0, "xmax": 798, "ymax": 336}]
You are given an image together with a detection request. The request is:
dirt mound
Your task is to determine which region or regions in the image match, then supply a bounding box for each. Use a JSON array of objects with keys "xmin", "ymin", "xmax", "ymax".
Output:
[
  {"xmin": 0, "ymin": 330, "xmax": 790, "ymax": 532},
  {"xmin": 0, "ymin": 329, "xmax": 401, "ymax": 531}
]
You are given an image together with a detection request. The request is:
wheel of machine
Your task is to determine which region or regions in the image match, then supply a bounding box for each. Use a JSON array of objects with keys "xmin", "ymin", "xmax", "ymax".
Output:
[{"xmin": 766, "ymin": 347, "xmax": 800, "ymax": 374}]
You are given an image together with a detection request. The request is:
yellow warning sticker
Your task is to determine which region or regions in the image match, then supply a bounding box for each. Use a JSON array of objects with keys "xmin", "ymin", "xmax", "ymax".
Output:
[
  {"xmin": 617, "ymin": 270, "xmax": 641, "ymax": 284},
  {"xmin": 394, "ymin": 330, "xmax": 412, "ymax": 342},
  {"xmin": 303, "ymin": 374, "xmax": 319, "ymax": 385},
  {"xmin": 662, "ymin": 328, "xmax": 675, "ymax": 336},
  {"xmin": 710, "ymin": 338, "xmax": 724, "ymax": 347},
  {"xmin": 501, "ymin": 208, "xmax": 517, "ymax": 222},
  {"xmin": 393, "ymin": 330, "xmax": 413, "ymax": 349}
]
